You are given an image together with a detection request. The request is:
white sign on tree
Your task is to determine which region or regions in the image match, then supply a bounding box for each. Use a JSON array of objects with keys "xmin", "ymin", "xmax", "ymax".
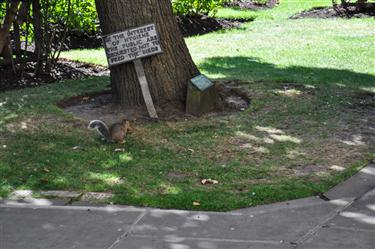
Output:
[
  {"xmin": 103, "ymin": 23, "xmax": 162, "ymax": 119},
  {"xmin": 103, "ymin": 24, "xmax": 162, "ymax": 66}
]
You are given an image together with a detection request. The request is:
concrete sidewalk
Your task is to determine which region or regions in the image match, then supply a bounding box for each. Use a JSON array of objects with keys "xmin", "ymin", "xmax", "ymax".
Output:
[{"xmin": 1, "ymin": 165, "xmax": 374, "ymax": 249}]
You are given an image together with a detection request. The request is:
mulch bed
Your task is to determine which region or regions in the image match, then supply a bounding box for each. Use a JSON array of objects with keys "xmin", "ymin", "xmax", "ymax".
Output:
[
  {"xmin": 176, "ymin": 15, "xmax": 247, "ymax": 37},
  {"xmin": 290, "ymin": 3, "xmax": 375, "ymax": 19},
  {"xmin": 0, "ymin": 59, "xmax": 109, "ymax": 92},
  {"xmin": 0, "ymin": 15, "xmax": 249, "ymax": 92},
  {"xmin": 224, "ymin": 0, "xmax": 279, "ymax": 10}
]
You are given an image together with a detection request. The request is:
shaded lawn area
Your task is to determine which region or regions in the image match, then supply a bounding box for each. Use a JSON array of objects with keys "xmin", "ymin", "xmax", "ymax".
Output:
[{"xmin": 1, "ymin": 0, "xmax": 374, "ymax": 211}]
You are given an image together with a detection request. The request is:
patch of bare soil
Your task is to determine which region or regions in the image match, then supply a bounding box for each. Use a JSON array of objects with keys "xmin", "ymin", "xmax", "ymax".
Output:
[
  {"xmin": 297, "ymin": 91, "xmax": 374, "ymax": 175},
  {"xmin": 57, "ymin": 81, "xmax": 251, "ymax": 125},
  {"xmin": 306, "ymin": 91, "xmax": 375, "ymax": 176},
  {"xmin": 290, "ymin": 3, "xmax": 375, "ymax": 19},
  {"xmin": 341, "ymin": 91, "xmax": 375, "ymax": 146},
  {"xmin": 0, "ymin": 59, "xmax": 109, "ymax": 92},
  {"xmin": 350, "ymin": 91, "xmax": 375, "ymax": 109},
  {"xmin": 224, "ymin": 0, "xmax": 279, "ymax": 9},
  {"xmin": 305, "ymin": 91, "xmax": 374, "ymax": 176}
]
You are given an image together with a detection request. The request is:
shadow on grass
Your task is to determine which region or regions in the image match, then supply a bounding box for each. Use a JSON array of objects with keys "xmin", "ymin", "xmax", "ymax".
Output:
[{"xmin": 198, "ymin": 56, "xmax": 375, "ymax": 89}]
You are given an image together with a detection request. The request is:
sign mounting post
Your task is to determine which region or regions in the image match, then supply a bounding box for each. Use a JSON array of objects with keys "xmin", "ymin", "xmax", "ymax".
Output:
[
  {"xmin": 133, "ymin": 59, "xmax": 158, "ymax": 119},
  {"xmin": 103, "ymin": 23, "xmax": 162, "ymax": 119}
]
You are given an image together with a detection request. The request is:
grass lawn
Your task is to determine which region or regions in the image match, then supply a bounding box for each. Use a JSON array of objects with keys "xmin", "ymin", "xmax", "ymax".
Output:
[{"xmin": 1, "ymin": 0, "xmax": 374, "ymax": 211}]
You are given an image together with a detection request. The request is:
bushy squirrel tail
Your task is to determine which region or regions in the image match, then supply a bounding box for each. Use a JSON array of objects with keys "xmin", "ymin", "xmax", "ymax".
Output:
[{"xmin": 88, "ymin": 120, "xmax": 112, "ymax": 142}]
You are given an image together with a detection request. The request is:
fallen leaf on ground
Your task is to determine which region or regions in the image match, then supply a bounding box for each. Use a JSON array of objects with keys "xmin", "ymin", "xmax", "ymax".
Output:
[
  {"xmin": 193, "ymin": 201, "xmax": 201, "ymax": 206},
  {"xmin": 201, "ymin": 179, "xmax": 219, "ymax": 185},
  {"xmin": 330, "ymin": 165, "xmax": 345, "ymax": 171}
]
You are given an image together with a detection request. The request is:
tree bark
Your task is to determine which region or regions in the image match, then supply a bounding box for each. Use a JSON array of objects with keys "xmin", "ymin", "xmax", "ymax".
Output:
[
  {"xmin": 0, "ymin": 1, "xmax": 20, "ymax": 59},
  {"xmin": 95, "ymin": 0, "xmax": 200, "ymax": 106},
  {"xmin": 32, "ymin": 0, "xmax": 44, "ymax": 73},
  {"xmin": 12, "ymin": 21, "xmax": 21, "ymax": 58}
]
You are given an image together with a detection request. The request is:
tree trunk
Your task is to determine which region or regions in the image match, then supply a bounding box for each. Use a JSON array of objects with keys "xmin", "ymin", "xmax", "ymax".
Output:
[
  {"xmin": 95, "ymin": 0, "xmax": 200, "ymax": 106},
  {"xmin": 13, "ymin": 21, "xmax": 21, "ymax": 58},
  {"xmin": 0, "ymin": 1, "xmax": 20, "ymax": 58},
  {"xmin": 32, "ymin": 0, "xmax": 44, "ymax": 73}
]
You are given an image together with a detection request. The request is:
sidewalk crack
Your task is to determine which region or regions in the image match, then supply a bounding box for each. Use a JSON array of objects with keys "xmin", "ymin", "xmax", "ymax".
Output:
[
  {"xmin": 107, "ymin": 211, "xmax": 147, "ymax": 249},
  {"xmin": 291, "ymin": 198, "xmax": 355, "ymax": 248}
]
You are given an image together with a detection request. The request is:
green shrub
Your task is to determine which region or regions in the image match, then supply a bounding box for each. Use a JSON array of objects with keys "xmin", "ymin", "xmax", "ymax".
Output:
[
  {"xmin": 51, "ymin": 0, "xmax": 98, "ymax": 34},
  {"xmin": 1, "ymin": 0, "xmax": 226, "ymax": 36},
  {"xmin": 172, "ymin": 0, "xmax": 225, "ymax": 16}
]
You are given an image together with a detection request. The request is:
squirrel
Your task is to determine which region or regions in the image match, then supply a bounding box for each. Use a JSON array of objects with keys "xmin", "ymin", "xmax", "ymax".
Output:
[{"xmin": 88, "ymin": 119, "xmax": 133, "ymax": 144}]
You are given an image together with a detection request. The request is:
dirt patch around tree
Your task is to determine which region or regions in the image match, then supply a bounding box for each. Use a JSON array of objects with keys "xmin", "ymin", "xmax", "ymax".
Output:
[
  {"xmin": 57, "ymin": 81, "xmax": 251, "ymax": 125},
  {"xmin": 290, "ymin": 3, "xmax": 375, "ymax": 19},
  {"xmin": 341, "ymin": 91, "xmax": 375, "ymax": 146}
]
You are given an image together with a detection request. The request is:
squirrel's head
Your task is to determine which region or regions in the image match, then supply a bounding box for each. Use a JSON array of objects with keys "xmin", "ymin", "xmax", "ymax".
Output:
[{"xmin": 121, "ymin": 119, "xmax": 131, "ymax": 127}]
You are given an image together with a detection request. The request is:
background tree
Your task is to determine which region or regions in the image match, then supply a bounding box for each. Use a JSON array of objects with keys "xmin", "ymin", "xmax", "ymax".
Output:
[
  {"xmin": 95, "ymin": 0, "xmax": 200, "ymax": 106},
  {"xmin": 0, "ymin": 1, "xmax": 20, "ymax": 60},
  {"xmin": 0, "ymin": 0, "xmax": 73, "ymax": 70}
]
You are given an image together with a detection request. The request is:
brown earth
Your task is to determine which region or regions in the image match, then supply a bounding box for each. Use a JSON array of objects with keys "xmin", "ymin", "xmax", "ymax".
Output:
[
  {"xmin": 176, "ymin": 15, "xmax": 247, "ymax": 37},
  {"xmin": 57, "ymin": 81, "xmax": 251, "ymax": 125},
  {"xmin": 0, "ymin": 59, "xmax": 109, "ymax": 92},
  {"xmin": 290, "ymin": 3, "xmax": 375, "ymax": 19}
]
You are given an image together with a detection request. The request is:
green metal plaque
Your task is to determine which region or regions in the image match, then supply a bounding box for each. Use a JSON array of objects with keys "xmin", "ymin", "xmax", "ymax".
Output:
[{"xmin": 191, "ymin": 75, "xmax": 214, "ymax": 92}]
